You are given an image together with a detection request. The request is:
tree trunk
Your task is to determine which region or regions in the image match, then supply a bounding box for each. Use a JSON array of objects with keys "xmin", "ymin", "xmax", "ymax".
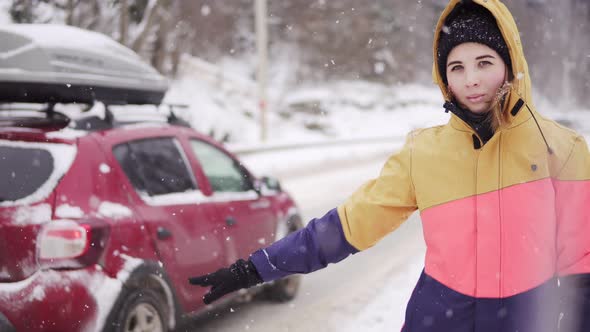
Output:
[
  {"xmin": 131, "ymin": 0, "xmax": 165, "ymax": 53},
  {"xmin": 151, "ymin": 21, "xmax": 168, "ymax": 73},
  {"xmin": 10, "ymin": 0, "xmax": 34, "ymax": 23},
  {"xmin": 80, "ymin": 1, "xmax": 102, "ymax": 31},
  {"xmin": 65, "ymin": 0, "xmax": 75, "ymax": 25},
  {"xmin": 119, "ymin": 0, "xmax": 129, "ymax": 45}
]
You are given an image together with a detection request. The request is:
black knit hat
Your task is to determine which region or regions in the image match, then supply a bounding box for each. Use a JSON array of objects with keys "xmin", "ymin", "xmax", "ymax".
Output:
[{"xmin": 437, "ymin": 3, "xmax": 512, "ymax": 84}]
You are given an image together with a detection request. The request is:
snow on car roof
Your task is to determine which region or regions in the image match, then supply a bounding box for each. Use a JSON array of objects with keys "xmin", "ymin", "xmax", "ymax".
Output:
[{"xmin": 0, "ymin": 24, "xmax": 140, "ymax": 61}]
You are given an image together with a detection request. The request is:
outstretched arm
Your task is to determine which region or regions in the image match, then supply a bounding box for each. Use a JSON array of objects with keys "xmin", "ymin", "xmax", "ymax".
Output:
[
  {"xmin": 250, "ymin": 208, "xmax": 358, "ymax": 281},
  {"xmin": 190, "ymin": 134, "xmax": 418, "ymax": 304},
  {"xmin": 189, "ymin": 209, "xmax": 357, "ymax": 304}
]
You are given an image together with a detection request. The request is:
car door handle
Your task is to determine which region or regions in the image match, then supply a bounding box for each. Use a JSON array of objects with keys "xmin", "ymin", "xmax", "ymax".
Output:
[
  {"xmin": 157, "ymin": 226, "xmax": 172, "ymax": 240},
  {"xmin": 249, "ymin": 199, "xmax": 271, "ymax": 210},
  {"xmin": 226, "ymin": 216, "xmax": 237, "ymax": 226}
]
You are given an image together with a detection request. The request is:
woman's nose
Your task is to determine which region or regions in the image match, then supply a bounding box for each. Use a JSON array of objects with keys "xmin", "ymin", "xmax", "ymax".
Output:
[{"xmin": 465, "ymin": 70, "xmax": 480, "ymax": 87}]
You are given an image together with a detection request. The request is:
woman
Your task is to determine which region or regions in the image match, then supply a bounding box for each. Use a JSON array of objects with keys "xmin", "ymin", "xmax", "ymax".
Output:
[{"xmin": 189, "ymin": 1, "xmax": 590, "ymax": 331}]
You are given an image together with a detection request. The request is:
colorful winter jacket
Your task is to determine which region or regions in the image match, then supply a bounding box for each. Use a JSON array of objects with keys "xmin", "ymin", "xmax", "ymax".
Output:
[{"xmin": 250, "ymin": 0, "xmax": 590, "ymax": 331}]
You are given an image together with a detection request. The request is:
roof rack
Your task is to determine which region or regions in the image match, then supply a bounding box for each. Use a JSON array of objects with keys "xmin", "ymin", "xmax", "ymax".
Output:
[
  {"xmin": 165, "ymin": 104, "xmax": 190, "ymax": 128},
  {"xmin": 0, "ymin": 102, "xmax": 192, "ymax": 131},
  {"xmin": 73, "ymin": 102, "xmax": 192, "ymax": 130},
  {"xmin": 0, "ymin": 103, "xmax": 71, "ymax": 129}
]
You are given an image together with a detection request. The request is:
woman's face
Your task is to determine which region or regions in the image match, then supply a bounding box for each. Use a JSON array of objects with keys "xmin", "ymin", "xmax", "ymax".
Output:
[{"xmin": 446, "ymin": 42, "xmax": 508, "ymax": 114}]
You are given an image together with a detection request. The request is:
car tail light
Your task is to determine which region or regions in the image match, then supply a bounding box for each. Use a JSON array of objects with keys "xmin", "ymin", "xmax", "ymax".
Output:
[{"xmin": 37, "ymin": 219, "xmax": 109, "ymax": 269}]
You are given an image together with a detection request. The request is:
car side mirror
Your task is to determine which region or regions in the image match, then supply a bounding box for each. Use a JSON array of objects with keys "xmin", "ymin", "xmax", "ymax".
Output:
[
  {"xmin": 252, "ymin": 176, "xmax": 282, "ymax": 195},
  {"xmin": 263, "ymin": 176, "xmax": 282, "ymax": 192},
  {"xmin": 257, "ymin": 176, "xmax": 282, "ymax": 193}
]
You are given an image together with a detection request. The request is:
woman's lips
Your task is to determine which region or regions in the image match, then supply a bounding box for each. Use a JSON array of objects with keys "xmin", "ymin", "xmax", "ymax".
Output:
[{"xmin": 466, "ymin": 94, "xmax": 485, "ymax": 103}]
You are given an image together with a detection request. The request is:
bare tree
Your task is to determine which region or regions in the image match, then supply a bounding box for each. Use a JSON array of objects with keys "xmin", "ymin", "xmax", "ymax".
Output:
[
  {"xmin": 130, "ymin": 0, "xmax": 165, "ymax": 53},
  {"xmin": 65, "ymin": 0, "xmax": 75, "ymax": 25},
  {"xmin": 119, "ymin": 0, "xmax": 129, "ymax": 45},
  {"xmin": 9, "ymin": 0, "xmax": 34, "ymax": 23}
]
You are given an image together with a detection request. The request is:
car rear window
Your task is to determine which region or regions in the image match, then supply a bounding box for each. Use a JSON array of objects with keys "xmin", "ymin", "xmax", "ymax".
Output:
[
  {"xmin": 113, "ymin": 137, "xmax": 197, "ymax": 196},
  {"xmin": 0, "ymin": 146, "xmax": 53, "ymax": 202},
  {"xmin": 0, "ymin": 141, "xmax": 77, "ymax": 205}
]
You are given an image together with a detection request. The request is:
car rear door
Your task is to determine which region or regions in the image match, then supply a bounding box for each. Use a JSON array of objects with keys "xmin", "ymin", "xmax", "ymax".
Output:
[
  {"xmin": 186, "ymin": 138, "xmax": 277, "ymax": 263},
  {"xmin": 112, "ymin": 136, "xmax": 226, "ymax": 312},
  {"xmin": 0, "ymin": 138, "xmax": 75, "ymax": 282}
]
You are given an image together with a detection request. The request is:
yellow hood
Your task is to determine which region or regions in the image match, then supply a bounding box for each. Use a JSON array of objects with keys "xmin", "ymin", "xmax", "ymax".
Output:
[{"xmin": 432, "ymin": 0, "xmax": 535, "ymax": 118}]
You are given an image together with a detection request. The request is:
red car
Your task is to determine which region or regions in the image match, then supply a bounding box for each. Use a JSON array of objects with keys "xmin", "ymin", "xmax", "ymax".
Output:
[{"xmin": 0, "ymin": 24, "xmax": 302, "ymax": 332}]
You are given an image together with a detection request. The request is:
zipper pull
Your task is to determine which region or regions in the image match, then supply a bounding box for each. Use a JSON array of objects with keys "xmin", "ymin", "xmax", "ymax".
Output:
[{"xmin": 472, "ymin": 134, "xmax": 482, "ymax": 150}]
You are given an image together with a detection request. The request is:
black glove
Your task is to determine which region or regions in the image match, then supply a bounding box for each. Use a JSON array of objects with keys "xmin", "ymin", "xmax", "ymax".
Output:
[{"xmin": 188, "ymin": 258, "xmax": 263, "ymax": 304}]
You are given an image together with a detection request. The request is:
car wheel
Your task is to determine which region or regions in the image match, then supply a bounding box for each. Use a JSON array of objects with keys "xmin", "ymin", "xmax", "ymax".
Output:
[
  {"xmin": 112, "ymin": 288, "xmax": 168, "ymax": 332},
  {"xmin": 264, "ymin": 274, "xmax": 302, "ymax": 302}
]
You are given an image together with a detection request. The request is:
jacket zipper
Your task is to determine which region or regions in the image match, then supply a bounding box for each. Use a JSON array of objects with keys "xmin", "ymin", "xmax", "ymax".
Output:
[
  {"xmin": 498, "ymin": 132, "xmax": 504, "ymax": 300},
  {"xmin": 474, "ymin": 146, "xmax": 481, "ymax": 298}
]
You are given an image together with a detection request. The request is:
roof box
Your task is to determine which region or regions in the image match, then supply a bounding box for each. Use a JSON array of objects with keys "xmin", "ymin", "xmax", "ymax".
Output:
[{"xmin": 0, "ymin": 24, "xmax": 168, "ymax": 105}]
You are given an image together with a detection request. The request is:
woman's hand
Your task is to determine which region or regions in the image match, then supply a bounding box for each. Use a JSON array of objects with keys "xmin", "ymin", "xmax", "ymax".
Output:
[{"xmin": 188, "ymin": 258, "xmax": 263, "ymax": 304}]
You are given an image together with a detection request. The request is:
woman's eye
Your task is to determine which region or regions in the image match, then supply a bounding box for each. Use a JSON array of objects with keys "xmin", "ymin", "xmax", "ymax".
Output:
[
  {"xmin": 450, "ymin": 65, "xmax": 463, "ymax": 72},
  {"xmin": 479, "ymin": 61, "xmax": 493, "ymax": 67}
]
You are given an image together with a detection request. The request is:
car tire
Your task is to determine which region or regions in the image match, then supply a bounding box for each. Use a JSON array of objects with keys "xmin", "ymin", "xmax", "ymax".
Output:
[
  {"xmin": 264, "ymin": 274, "xmax": 302, "ymax": 303},
  {"xmin": 108, "ymin": 288, "xmax": 169, "ymax": 332},
  {"xmin": 263, "ymin": 215, "xmax": 303, "ymax": 303}
]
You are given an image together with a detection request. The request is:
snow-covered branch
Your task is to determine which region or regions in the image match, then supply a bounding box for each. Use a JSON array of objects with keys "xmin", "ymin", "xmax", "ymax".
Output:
[{"xmin": 129, "ymin": 0, "xmax": 164, "ymax": 52}]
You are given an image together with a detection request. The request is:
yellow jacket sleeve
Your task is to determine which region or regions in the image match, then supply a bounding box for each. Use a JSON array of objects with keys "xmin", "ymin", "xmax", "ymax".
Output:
[{"xmin": 337, "ymin": 133, "xmax": 418, "ymax": 250}]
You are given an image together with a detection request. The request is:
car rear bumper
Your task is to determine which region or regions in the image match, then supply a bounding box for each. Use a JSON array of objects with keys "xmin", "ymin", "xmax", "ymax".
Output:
[{"xmin": 0, "ymin": 266, "xmax": 123, "ymax": 332}]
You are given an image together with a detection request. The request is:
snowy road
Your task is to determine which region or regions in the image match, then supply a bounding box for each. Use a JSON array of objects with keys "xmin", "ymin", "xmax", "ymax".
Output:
[{"xmin": 180, "ymin": 156, "xmax": 426, "ymax": 331}]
